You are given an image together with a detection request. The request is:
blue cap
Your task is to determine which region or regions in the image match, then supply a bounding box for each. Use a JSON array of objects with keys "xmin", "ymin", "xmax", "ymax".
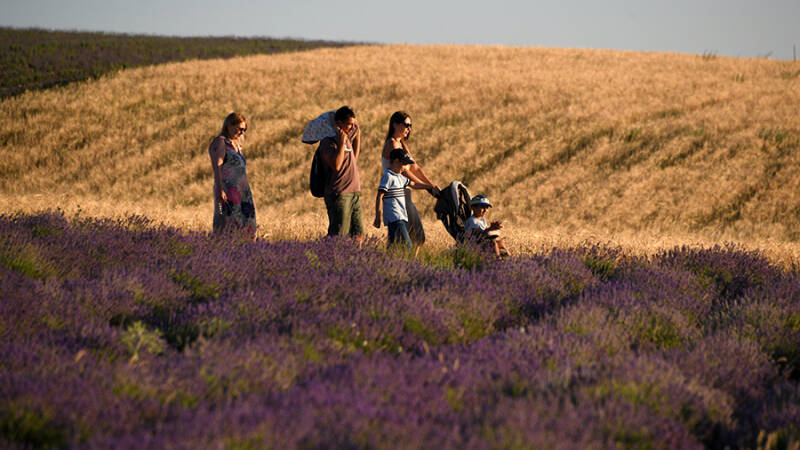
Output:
[
  {"xmin": 470, "ymin": 195, "xmax": 492, "ymax": 208},
  {"xmin": 389, "ymin": 148, "xmax": 415, "ymax": 165}
]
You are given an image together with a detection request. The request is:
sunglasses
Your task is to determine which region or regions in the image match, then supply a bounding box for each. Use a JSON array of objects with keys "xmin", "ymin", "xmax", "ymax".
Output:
[
  {"xmin": 402, "ymin": 122, "xmax": 412, "ymax": 128},
  {"xmin": 236, "ymin": 126, "xmax": 247, "ymax": 133}
]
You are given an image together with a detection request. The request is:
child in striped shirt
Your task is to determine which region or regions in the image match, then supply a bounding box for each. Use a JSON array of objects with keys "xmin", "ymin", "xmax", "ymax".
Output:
[{"xmin": 374, "ymin": 148, "xmax": 434, "ymax": 248}]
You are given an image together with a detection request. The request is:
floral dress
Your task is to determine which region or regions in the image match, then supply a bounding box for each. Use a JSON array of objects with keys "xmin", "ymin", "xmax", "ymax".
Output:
[{"xmin": 212, "ymin": 137, "xmax": 257, "ymax": 235}]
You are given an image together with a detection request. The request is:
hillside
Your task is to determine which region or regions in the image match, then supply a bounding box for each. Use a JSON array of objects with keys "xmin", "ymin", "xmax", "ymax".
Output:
[
  {"xmin": 0, "ymin": 27, "xmax": 353, "ymax": 98},
  {"xmin": 1, "ymin": 44, "xmax": 799, "ymax": 253}
]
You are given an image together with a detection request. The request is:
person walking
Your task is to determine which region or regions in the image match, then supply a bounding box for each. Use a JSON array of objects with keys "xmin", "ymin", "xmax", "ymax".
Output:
[
  {"xmin": 382, "ymin": 111, "xmax": 439, "ymax": 253},
  {"xmin": 209, "ymin": 112, "xmax": 257, "ymax": 239},
  {"xmin": 374, "ymin": 148, "xmax": 434, "ymax": 249},
  {"xmin": 319, "ymin": 106, "xmax": 364, "ymax": 245}
]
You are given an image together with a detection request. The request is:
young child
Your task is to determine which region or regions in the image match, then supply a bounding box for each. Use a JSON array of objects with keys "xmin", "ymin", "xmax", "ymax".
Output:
[
  {"xmin": 465, "ymin": 194, "xmax": 511, "ymax": 257},
  {"xmin": 374, "ymin": 148, "xmax": 433, "ymax": 249}
]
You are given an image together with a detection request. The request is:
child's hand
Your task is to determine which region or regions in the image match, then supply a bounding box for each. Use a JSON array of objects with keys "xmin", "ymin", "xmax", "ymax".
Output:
[
  {"xmin": 488, "ymin": 221, "xmax": 503, "ymax": 231},
  {"xmin": 373, "ymin": 216, "xmax": 381, "ymax": 229}
]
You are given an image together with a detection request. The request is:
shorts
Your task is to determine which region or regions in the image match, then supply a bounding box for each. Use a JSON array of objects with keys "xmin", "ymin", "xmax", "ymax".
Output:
[{"xmin": 324, "ymin": 192, "xmax": 365, "ymax": 237}]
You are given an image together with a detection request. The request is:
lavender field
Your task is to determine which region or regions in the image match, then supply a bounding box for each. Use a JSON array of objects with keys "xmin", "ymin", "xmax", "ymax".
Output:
[
  {"xmin": 1, "ymin": 211, "xmax": 799, "ymax": 449},
  {"xmin": 0, "ymin": 27, "xmax": 351, "ymax": 98}
]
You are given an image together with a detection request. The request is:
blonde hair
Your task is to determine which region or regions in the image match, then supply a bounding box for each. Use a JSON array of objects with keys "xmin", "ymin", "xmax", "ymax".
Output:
[{"xmin": 219, "ymin": 112, "xmax": 247, "ymax": 139}]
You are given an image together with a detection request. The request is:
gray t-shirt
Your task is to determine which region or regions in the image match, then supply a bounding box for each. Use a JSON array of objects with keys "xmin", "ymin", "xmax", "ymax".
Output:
[
  {"xmin": 465, "ymin": 216, "xmax": 487, "ymax": 234},
  {"xmin": 378, "ymin": 168, "xmax": 410, "ymax": 224}
]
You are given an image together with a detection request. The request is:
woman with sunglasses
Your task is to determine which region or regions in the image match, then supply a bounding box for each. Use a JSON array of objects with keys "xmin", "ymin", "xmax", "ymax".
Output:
[
  {"xmin": 209, "ymin": 112, "xmax": 257, "ymax": 238},
  {"xmin": 382, "ymin": 111, "xmax": 440, "ymax": 252}
]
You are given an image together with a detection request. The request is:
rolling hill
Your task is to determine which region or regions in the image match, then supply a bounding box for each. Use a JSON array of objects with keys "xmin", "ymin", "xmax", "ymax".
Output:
[
  {"xmin": 0, "ymin": 27, "xmax": 353, "ymax": 98},
  {"xmin": 3, "ymin": 40, "xmax": 800, "ymax": 447},
  {"xmin": 1, "ymin": 44, "xmax": 799, "ymax": 255}
]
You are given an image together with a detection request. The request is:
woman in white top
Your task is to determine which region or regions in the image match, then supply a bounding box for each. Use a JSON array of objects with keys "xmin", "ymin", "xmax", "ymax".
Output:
[{"xmin": 382, "ymin": 111, "xmax": 440, "ymax": 251}]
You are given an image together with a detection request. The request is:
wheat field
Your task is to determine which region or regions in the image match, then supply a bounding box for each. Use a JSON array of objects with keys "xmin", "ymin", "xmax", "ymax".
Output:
[{"xmin": 1, "ymin": 45, "xmax": 799, "ymax": 261}]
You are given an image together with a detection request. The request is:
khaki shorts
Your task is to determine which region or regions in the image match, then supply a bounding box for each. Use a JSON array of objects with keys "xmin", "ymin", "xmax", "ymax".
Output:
[{"xmin": 324, "ymin": 192, "xmax": 364, "ymax": 237}]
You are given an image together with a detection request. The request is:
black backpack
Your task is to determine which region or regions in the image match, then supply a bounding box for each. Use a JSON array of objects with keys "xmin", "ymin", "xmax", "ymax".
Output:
[{"xmin": 309, "ymin": 147, "xmax": 327, "ymax": 198}]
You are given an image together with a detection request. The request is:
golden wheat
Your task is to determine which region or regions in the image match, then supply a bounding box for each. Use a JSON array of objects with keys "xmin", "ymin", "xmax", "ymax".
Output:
[{"xmin": 1, "ymin": 45, "xmax": 799, "ymax": 261}]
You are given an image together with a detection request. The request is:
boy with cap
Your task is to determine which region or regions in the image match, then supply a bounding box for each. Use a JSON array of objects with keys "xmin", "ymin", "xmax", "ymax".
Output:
[
  {"xmin": 465, "ymin": 194, "xmax": 511, "ymax": 257},
  {"xmin": 374, "ymin": 148, "xmax": 434, "ymax": 249}
]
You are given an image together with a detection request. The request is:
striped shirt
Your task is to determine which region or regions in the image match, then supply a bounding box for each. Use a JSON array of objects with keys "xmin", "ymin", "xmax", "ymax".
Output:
[{"xmin": 378, "ymin": 168, "xmax": 410, "ymax": 224}]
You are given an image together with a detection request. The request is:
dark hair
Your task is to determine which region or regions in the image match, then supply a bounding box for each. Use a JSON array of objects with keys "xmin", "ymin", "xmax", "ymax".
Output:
[
  {"xmin": 389, "ymin": 148, "xmax": 407, "ymax": 162},
  {"xmin": 385, "ymin": 111, "xmax": 411, "ymax": 143},
  {"xmin": 334, "ymin": 106, "xmax": 355, "ymax": 123}
]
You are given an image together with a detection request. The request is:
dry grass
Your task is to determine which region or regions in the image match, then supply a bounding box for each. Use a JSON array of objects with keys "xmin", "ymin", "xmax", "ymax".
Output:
[{"xmin": 1, "ymin": 45, "xmax": 799, "ymax": 263}]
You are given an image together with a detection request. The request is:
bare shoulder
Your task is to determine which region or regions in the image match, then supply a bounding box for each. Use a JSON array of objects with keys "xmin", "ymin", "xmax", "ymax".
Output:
[
  {"xmin": 209, "ymin": 135, "xmax": 226, "ymax": 155},
  {"xmin": 381, "ymin": 139, "xmax": 394, "ymax": 158}
]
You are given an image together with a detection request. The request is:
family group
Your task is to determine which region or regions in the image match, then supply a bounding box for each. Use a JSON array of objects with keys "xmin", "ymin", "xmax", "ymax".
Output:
[{"xmin": 209, "ymin": 107, "xmax": 510, "ymax": 256}]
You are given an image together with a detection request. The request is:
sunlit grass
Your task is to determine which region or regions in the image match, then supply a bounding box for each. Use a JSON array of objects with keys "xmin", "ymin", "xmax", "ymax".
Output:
[{"xmin": 1, "ymin": 44, "xmax": 799, "ymax": 265}]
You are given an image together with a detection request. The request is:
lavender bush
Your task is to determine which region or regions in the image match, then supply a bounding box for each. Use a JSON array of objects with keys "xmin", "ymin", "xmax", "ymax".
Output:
[{"xmin": 1, "ymin": 211, "xmax": 799, "ymax": 448}]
